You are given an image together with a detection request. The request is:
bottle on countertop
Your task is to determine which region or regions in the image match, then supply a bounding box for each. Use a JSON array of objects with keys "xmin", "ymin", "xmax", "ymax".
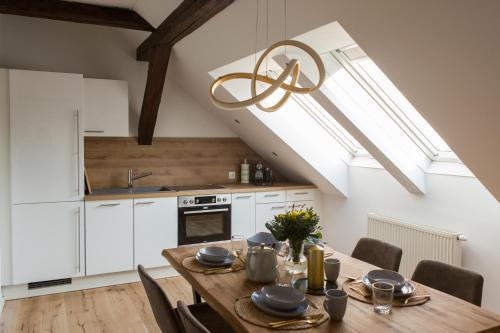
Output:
[
  {"xmin": 241, "ymin": 158, "xmax": 250, "ymax": 184},
  {"xmin": 254, "ymin": 161, "xmax": 264, "ymax": 185},
  {"xmin": 264, "ymin": 167, "xmax": 273, "ymax": 185}
]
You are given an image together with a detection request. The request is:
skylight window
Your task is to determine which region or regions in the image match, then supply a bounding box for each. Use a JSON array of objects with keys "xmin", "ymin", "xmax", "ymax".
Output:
[{"xmin": 328, "ymin": 46, "xmax": 459, "ymax": 162}]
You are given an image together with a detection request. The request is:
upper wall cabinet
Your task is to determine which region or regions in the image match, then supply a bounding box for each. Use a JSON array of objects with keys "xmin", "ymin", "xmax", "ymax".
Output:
[
  {"xmin": 9, "ymin": 70, "xmax": 84, "ymax": 204},
  {"xmin": 83, "ymin": 78, "xmax": 129, "ymax": 137}
]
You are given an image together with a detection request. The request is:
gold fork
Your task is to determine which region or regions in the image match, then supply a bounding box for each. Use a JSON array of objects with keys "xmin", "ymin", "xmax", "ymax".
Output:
[
  {"xmin": 404, "ymin": 294, "xmax": 431, "ymax": 304},
  {"xmin": 269, "ymin": 314, "xmax": 324, "ymax": 328}
]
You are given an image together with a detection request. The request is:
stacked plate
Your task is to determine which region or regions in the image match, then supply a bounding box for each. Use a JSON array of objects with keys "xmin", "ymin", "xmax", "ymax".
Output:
[
  {"xmin": 195, "ymin": 246, "xmax": 235, "ymax": 267},
  {"xmin": 251, "ymin": 285, "xmax": 309, "ymax": 318},
  {"xmin": 362, "ymin": 269, "xmax": 415, "ymax": 298}
]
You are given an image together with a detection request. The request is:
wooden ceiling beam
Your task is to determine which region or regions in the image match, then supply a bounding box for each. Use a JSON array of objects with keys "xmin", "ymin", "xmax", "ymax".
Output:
[
  {"xmin": 138, "ymin": 45, "xmax": 171, "ymax": 145},
  {"xmin": 0, "ymin": 0, "xmax": 154, "ymax": 31},
  {"xmin": 136, "ymin": 0, "xmax": 234, "ymax": 145},
  {"xmin": 136, "ymin": 0, "xmax": 234, "ymax": 61}
]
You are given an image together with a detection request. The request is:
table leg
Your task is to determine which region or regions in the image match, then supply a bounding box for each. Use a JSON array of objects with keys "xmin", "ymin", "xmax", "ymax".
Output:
[{"xmin": 192, "ymin": 287, "xmax": 202, "ymax": 304}]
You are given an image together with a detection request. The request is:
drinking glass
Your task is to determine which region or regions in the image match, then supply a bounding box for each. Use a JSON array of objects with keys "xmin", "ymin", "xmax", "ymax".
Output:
[
  {"xmin": 231, "ymin": 235, "xmax": 245, "ymax": 256},
  {"xmin": 275, "ymin": 263, "xmax": 295, "ymax": 286},
  {"xmin": 372, "ymin": 282, "xmax": 394, "ymax": 315}
]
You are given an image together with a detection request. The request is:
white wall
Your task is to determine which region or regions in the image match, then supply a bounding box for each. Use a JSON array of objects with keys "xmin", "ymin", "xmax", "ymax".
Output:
[
  {"xmin": 0, "ymin": 14, "xmax": 235, "ymax": 138},
  {"xmin": 321, "ymin": 166, "xmax": 500, "ymax": 312}
]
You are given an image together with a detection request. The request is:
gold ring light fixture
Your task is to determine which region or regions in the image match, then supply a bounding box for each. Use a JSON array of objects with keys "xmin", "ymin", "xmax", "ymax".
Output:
[{"xmin": 209, "ymin": 0, "xmax": 325, "ymax": 112}]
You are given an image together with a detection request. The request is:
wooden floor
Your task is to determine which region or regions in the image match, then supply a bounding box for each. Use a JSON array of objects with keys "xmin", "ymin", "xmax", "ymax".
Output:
[{"xmin": 0, "ymin": 276, "xmax": 193, "ymax": 333}]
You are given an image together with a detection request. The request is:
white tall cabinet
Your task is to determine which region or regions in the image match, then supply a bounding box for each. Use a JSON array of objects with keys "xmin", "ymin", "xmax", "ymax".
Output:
[
  {"xmin": 9, "ymin": 69, "xmax": 85, "ymax": 284},
  {"xmin": 11, "ymin": 202, "xmax": 85, "ymax": 284},
  {"xmin": 9, "ymin": 70, "xmax": 84, "ymax": 204}
]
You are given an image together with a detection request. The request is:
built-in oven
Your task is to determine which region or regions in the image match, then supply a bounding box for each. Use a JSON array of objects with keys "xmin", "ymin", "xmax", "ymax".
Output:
[{"xmin": 178, "ymin": 193, "xmax": 231, "ymax": 246}]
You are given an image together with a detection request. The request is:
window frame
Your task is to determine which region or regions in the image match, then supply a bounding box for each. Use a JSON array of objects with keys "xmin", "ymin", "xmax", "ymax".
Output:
[{"xmin": 328, "ymin": 50, "xmax": 459, "ymax": 163}]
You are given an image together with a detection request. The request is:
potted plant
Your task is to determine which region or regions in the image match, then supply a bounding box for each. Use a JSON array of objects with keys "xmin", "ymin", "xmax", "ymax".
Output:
[{"xmin": 266, "ymin": 207, "xmax": 322, "ymax": 273}]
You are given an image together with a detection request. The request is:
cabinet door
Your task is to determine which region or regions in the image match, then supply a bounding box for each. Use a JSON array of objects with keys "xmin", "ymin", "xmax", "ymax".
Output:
[
  {"xmin": 231, "ymin": 193, "xmax": 256, "ymax": 238},
  {"xmin": 9, "ymin": 70, "xmax": 84, "ymax": 204},
  {"xmin": 83, "ymin": 78, "xmax": 129, "ymax": 137},
  {"xmin": 85, "ymin": 199, "xmax": 133, "ymax": 275},
  {"xmin": 134, "ymin": 197, "xmax": 177, "ymax": 268},
  {"xmin": 255, "ymin": 203, "xmax": 286, "ymax": 233},
  {"xmin": 12, "ymin": 201, "xmax": 84, "ymax": 284},
  {"xmin": 286, "ymin": 200, "xmax": 315, "ymax": 211}
]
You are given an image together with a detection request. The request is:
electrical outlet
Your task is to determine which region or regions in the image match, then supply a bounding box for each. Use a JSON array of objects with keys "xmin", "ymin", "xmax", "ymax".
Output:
[{"xmin": 228, "ymin": 171, "xmax": 236, "ymax": 180}]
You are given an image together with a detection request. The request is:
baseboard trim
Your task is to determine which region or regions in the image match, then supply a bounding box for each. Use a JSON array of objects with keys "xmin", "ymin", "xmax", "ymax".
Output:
[{"xmin": 2, "ymin": 266, "xmax": 179, "ymax": 300}]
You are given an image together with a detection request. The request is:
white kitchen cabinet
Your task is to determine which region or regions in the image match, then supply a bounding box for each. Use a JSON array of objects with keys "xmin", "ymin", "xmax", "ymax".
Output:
[
  {"xmin": 85, "ymin": 199, "xmax": 133, "ymax": 275},
  {"xmin": 256, "ymin": 191, "xmax": 286, "ymax": 204},
  {"xmin": 12, "ymin": 201, "xmax": 85, "ymax": 284},
  {"xmin": 286, "ymin": 189, "xmax": 315, "ymax": 202},
  {"xmin": 9, "ymin": 70, "xmax": 84, "ymax": 204},
  {"xmin": 286, "ymin": 200, "xmax": 315, "ymax": 211},
  {"xmin": 255, "ymin": 202, "xmax": 286, "ymax": 233},
  {"xmin": 83, "ymin": 78, "xmax": 129, "ymax": 137},
  {"xmin": 134, "ymin": 197, "xmax": 177, "ymax": 268},
  {"xmin": 231, "ymin": 193, "xmax": 256, "ymax": 238}
]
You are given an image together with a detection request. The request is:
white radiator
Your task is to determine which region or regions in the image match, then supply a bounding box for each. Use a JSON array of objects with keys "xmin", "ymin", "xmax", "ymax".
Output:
[{"xmin": 367, "ymin": 214, "xmax": 466, "ymax": 277}]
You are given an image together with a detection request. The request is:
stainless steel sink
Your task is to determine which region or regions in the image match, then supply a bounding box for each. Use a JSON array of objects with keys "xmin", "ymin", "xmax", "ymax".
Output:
[{"xmin": 91, "ymin": 186, "xmax": 176, "ymax": 195}]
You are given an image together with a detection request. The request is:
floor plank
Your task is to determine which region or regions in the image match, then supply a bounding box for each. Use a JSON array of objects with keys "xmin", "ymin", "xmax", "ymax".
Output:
[{"xmin": 0, "ymin": 276, "xmax": 193, "ymax": 333}]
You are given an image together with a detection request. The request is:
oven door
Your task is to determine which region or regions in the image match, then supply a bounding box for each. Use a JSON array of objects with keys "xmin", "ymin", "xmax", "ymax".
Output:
[{"xmin": 178, "ymin": 205, "xmax": 231, "ymax": 245}]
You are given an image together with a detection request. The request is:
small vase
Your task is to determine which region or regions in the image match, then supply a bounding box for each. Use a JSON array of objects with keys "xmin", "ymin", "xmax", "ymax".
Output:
[{"xmin": 284, "ymin": 240, "xmax": 307, "ymax": 274}]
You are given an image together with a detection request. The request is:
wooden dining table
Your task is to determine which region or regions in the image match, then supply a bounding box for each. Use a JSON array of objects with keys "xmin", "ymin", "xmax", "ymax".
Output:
[{"xmin": 163, "ymin": 243, "xmax": 500, "ymax": 333}]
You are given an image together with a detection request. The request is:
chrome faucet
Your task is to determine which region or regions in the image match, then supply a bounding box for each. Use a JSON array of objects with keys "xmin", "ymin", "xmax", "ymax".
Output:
[{"xmin": 128, "ymin": 169, "xmax": 153, "ymax": 188}]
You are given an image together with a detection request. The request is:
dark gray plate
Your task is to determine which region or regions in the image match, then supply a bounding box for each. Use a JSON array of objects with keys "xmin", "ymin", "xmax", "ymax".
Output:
[
  {"xmin": 362, "ymin": 276, "xmax": 415, "ymax": 298},
  {"xmin": 251, "ymin": 290, "xmax": 309, "ymax": 318},
  {"xmin": 199, "ymin": 246, "xmax": 230, "ymax": 263},
  {"xmin": 366, "ymin": 269, "xmax": 405, "ymax": 291},
  {"xmin": 195, "ymin": 252, "xmax": 235, "ymax": 267}
]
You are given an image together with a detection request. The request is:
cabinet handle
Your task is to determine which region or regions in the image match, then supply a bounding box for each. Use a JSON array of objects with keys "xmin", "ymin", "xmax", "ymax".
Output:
[
  {"xmin": 135, "ymin": 201, "xmax": 155, "ymax": 205},
  {"xmin": 235, "ymin": 195, "xmax": 252, "ymax": 199},
  {"xmin": 98, "ymin": 203, "xmax": 121, "ymax": 207},
  {"xmin": 84, "ymin": 130, "xmax": 105, "ymax": 133},
  {"xmin": 271, "ymin": 206, "xmax": 285, "ymax": 210},
  {"xmin": 264, "ymin": 194, "xmax": 280, "ymax": 197},
  {"xmin": 294, "ymin": 192, "xmax": 309, "ymax": 195},
  {"xmin": 75, "ymin": 109, "xmax": 80, "ymax": 197},
  {"xmin": 75, "ymin": 207, "xmax": 81, "ymax": 273}
]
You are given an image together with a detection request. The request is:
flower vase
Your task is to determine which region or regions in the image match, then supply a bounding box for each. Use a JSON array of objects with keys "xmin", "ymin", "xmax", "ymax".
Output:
[{"xmin": 284, "ymin": 240, "xmax": 307, "ymax": 274}]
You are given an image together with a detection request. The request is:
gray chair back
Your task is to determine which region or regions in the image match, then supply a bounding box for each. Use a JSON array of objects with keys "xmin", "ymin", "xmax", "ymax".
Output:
[
  {"xmin": 138, "ymin": 265, "xmax": 182, "ymax": 333},
  {"xmin": 351, "ymin": 237, "xmax": 403, "ymax": 271},
  {"xmin": 412, "ymin": 260, "xmax": 484, "ymax": 306},
  {"xmin": 177, "ymin": 301, "xmax": 211, "ymax": 333}
]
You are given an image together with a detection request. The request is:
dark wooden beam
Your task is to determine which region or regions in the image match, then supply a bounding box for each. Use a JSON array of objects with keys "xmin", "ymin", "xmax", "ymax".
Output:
[
  {"xmin": 136, "ymin": 0, "xmax": 234, "ymax": 61},
  {"xmin": 137, "ymin": 45, "xmax": 171, "ymax": 145},
  {"xmin": 136, "ymin": 0, "xmax": 233, "ymax": 145},
  {"xmin": 0, "ymin": 0, "xmax": 154, "ymax": 31}
]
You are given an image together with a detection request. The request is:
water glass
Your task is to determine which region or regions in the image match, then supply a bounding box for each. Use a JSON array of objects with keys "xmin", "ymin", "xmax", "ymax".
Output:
[
  {"xmin": 231, "ymin": 235, "xmax": 245, "ymax": 255},
  {"xmin": 275, "ymin": 263, "xmax": 295, "ymax": 286},
  {"xmin": 372, "ymin": 282, "xmax": 394, "ymax": 315}
]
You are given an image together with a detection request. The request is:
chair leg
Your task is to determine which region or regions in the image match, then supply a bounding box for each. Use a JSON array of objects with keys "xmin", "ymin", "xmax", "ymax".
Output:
[{"xmin": 192, "ymin": 287, "xmax": 202, "ymax": 304}]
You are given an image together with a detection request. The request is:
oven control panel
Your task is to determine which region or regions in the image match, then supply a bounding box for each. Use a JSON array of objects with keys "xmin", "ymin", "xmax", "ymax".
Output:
[{"xmin": 178, "ymin": 193, "xmax": 231, "ymax": 207}]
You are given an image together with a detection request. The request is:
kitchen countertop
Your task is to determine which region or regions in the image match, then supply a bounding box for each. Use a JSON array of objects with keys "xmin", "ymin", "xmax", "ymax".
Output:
[{"xmin": 84, "ymin": 183, "xmax": 316, "ymax": 201}]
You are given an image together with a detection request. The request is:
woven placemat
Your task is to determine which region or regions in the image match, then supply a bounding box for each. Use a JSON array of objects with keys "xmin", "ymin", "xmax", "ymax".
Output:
[
  {"xmin": 342, "ymin": 281, "xmax": 430, "ymax": 307},
  {"xmin": 181, "ymin": 255, "xmax": 245, "ymax": 274},
  {"xmin": 234, "ymin": 296, "xmax": 329, "ymax": 330}
]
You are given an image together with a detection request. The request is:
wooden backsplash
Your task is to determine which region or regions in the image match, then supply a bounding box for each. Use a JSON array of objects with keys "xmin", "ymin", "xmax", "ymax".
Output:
[{"xmin": 84, "ymin": 137, "xmax": 286, "ymax": 189}]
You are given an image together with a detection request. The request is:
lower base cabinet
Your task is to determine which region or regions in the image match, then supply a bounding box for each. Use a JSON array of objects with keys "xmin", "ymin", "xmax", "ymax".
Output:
[
  {"xmin": 11, "ymin": 201, "xmax": 85, "ymax": 284},
  {"xmin": 134, "ymin": 197, "xmax": 177, "ymax": 268},
  {"xmin": 255, "ymin": 203, "xmax": 286, "ymax": 233},
  {"xmin": 85, "ymin": 199, "xmax": 134, "ymax": 275}
]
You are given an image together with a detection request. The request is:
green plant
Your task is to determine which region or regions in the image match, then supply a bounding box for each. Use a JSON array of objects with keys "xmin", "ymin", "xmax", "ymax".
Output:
[{"xmin": 265, "ymin": 207, "xmax": 322, "ymax": 242}]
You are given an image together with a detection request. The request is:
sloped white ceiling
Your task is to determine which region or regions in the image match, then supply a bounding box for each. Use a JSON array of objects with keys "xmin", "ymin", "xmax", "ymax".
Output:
[{"xmin": 161, "ymin": 0, "xmax": 499, "ymax": 201}]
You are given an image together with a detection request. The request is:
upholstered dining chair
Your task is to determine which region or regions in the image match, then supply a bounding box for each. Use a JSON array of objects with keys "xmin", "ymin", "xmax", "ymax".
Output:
[
  {"xmin": 177, "ymin": 301, "xmax": 211, "ymax": 333},
  {"xmin": 412, "ymin": 260, "xmax": 484, "ymax": 306},
  {"xmin": 138, "ymin": 265, "xmax": 234, "ymax": 333},
  {"xmin": 351, "ymin": 237, "xmax": 403, "ymax": 271}
]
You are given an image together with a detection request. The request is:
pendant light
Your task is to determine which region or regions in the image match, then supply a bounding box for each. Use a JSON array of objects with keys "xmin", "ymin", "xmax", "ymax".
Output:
[{"xmin": 209, "ymin": 0, "xmax": 325, "ymax": 112}]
